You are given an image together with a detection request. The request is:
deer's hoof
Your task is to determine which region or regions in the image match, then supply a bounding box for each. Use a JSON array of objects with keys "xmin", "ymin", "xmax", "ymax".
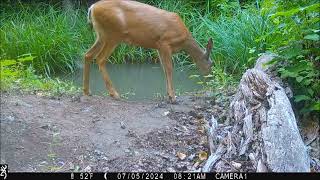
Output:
[
  {"xmin": 83, "ymin": 90, "xmax": 90, "ymax": 96},
  {"xmin": 110, "ymin": 92, "xmax": 120, "ymax": 100},
  {"xmin": 169, "ymin": 96, "xmax": 177, "ymax": 104}
]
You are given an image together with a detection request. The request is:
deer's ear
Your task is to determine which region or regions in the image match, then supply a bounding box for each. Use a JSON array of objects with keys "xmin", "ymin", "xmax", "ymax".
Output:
[{"xmin": 206, "ymin": 38, "xmax": 213, "ymax": 52}]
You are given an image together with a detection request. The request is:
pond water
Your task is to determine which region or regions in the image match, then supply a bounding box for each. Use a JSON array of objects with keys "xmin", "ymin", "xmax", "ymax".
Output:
[{"xmin": 63, "ymin": 63, "xmax": 202, "ymax": 100}]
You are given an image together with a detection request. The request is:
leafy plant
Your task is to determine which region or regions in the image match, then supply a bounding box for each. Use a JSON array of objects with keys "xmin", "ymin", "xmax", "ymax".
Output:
[{"xmin": 262, "ymin": 0, "xmax": 320, "ymax": 117}]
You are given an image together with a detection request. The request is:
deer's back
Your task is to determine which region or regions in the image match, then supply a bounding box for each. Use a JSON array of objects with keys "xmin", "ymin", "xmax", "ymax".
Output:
[{"xmin": 91, "ymin": 0, "xmax": 189, "ymax": 49}]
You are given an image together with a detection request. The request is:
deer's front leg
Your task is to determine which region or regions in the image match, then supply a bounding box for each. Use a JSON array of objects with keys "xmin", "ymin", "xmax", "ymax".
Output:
[
  {"xmin": 83, "ymin": 58, "xmax": 91, "ymax": 96},
  {"xmin": 159, "ymin": 46, "xmax": 176, "ymax": 103}
]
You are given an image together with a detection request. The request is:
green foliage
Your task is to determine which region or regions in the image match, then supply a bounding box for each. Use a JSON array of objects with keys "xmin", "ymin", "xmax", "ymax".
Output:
[
  {"xmin": 261, "ymin": 0, "xmax": 320, "ymax": 116},
  {"xmin": 0, "ymin": 54, "xmax": 80, "ymax": 95},
  {"xmin": 202, "ymin": 10, "xmax": 272, "ymax": 75},
  {"xmin": 0, "ymin": 5, "xmax": 89, "ymax": 75}
]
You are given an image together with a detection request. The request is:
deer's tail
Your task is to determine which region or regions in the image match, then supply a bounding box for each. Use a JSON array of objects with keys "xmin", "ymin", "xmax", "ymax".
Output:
[{"xmin": 87, "ymin": 4, "xmax": 94, "ymax": 28}]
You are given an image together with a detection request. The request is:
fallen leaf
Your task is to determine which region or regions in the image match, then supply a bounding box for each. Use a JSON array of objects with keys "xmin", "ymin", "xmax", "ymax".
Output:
[
  {"xmin": 177, "ymin": 152, "xmax": 187, "ymax": 160},
  {"xmin": 198, "ymin": 151, "xmax": 207, "ymax": 161}
]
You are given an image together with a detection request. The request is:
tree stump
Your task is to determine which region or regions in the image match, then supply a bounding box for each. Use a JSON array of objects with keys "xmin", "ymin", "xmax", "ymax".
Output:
[{"xmin": 203, "ymin": 54, "xmax": 310, "ymax": 172}]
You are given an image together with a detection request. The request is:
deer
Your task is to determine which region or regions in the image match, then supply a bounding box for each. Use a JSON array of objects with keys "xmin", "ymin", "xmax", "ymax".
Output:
[{"xmin": 84, "ymin": 0, "xmax": 213, "ymax": 103}]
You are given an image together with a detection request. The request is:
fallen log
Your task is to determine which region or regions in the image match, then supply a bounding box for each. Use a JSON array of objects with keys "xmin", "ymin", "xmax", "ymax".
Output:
[{"xmin": 202, "ymin": 53, "xmax": 310, "ymax": 172}]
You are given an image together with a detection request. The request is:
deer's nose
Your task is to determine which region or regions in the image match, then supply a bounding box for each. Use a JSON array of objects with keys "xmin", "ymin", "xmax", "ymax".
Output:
[{"xmin": 208, "ymin": 60, "xmax": 213, "ymax": 67}]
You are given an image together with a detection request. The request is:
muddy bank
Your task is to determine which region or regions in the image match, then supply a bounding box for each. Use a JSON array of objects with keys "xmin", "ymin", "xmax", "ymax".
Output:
[{"xmin": 0, "ymin": 92, "xmax": 231, "ymax": 172}]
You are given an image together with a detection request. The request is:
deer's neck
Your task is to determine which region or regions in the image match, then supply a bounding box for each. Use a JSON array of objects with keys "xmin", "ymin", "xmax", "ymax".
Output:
[{"xmin": 183, "ymin": 36, "xmax": 205, "ymax": 61}]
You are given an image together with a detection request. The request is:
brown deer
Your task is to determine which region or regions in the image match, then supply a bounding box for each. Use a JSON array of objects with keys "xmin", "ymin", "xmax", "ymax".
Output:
[{"xmin": 84, "ymin": 0, "xmax": 213, "ymax": 103}]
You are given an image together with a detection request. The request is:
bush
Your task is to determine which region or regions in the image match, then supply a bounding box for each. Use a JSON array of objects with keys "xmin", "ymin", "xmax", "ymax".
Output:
[{"xmin": 261, "ymin": 0, "xmax": 320, "ymax": 118}]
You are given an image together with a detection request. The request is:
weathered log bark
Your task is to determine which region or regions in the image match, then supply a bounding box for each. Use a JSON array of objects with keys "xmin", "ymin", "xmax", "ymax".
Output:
[{"xmin": 202, "ymin": 53, "xmax": 310, "ymax": 172}]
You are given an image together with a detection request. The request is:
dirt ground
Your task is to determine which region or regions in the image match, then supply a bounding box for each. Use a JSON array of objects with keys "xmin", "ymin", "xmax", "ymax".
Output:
[
  {"xmin": 1, "ymin": 91, "xmax": 319, "ymax": 172},
  {"xmin": 0, "ymin": 92, "xmax": 230, "ymax": 172}
]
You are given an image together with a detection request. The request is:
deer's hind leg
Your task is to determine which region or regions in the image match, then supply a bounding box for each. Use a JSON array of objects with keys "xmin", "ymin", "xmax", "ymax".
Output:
[
  {"xmin": 83, "ymin": 39, "xmax": 105, "ymax": 95},
  {"xmin": 95, "ymin": 42, "xmax": 120, "ymax": 99}
]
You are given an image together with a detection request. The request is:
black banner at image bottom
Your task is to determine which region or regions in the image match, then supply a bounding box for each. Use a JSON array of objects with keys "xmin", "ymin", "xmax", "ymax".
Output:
[{"xmin": 1, "ymin": 172, "xmax": 319, "ymax": 180}]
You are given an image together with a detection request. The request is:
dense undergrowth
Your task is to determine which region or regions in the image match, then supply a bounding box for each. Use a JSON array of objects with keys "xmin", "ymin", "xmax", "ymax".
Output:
[{"xmin": 0, "ymin": 0, "xmax": 319, "ymax": 118}]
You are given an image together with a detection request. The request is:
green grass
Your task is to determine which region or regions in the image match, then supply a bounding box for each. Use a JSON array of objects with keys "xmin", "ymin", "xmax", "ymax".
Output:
[
  {"xmin": 1, "ymin": 5, "xmax": 89, "ymax": 75},
  {"xmin": 0, "ymin": 54, "xmax": 80, "ymax": 96},
  {"xmin": 203, "ymin": 11, "xmax": 273, "ymax": 75}
]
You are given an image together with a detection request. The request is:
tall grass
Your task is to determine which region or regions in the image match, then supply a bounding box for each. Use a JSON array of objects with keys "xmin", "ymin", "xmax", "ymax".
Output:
[
  {"xmin": 1, "ymin": 1, "xmax": 273, "ymax": 80},
  {"xmin": 203, "ymin": 11, "xmax": 273, "ymax": 75},
  {"xmin": 1, "ymin": 5, "xmax": 90, "ymax": 75}
]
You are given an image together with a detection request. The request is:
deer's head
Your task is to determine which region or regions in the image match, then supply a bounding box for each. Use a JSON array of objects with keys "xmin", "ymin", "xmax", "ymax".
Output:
[{"xmin": 198, "ymin": 38, "xmax": 213, "ymax": 75}]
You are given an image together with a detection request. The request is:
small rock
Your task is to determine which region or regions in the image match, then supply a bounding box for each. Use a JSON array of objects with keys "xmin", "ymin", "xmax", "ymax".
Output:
[
  {"xmin": 166, "ymin": 167, "xmax": 175, "ymax": 172},
  {"xmin": 84, "ymin": 165, "xmax": 91, "ymax": 172},
  {"xmin": 40, "ymin": 125, "xmax": 50, "ymax": 130},
  {"xmin": 16, "ymin": 100, "xmax": 33, "ymax": 108},
  {"xmin": 181, "ymin": 116, "xmax": 187, "ymax": 120},
  {"xmin": 138, "ymin": 160, "xmax": 144, "ymax": 167},
  {"xmin": 126, "ymin": 130, "xmax": 136, "ymax": 137},
  {"xmin": 74, "ymin": 165, "xmax": 80, "ymax": 172},
  {"xmin": 92, "ymin": 118, "xmax": 101, "ymax": 123},
  {"xmin": 40, "ymin": 161, "xmax": 48, "ymax": 165},
  {"xmin": 81, "ymin": 106, "xmax": 92, "ymax": 112},
  {"xmin": 6, "ymin": 116, "xmax": 15, "ymax": 122},
  {"xmin": 103, "ymin": 167, "xmax": 109, "ymax": 172},
  {"xmin": 193, "ymin": 162, "xmax": 200, "ymax": 169},
  {"xmin": 57, "ymin": 161, "xmax": 65, "ymax": 167},
  {"xmin": 15, "ymin": 145, "xmax": 24, "ymax": 150},
  {"xmin": 80, "ymin": 96, "xmax": 91, "ymax": 102},
  {"xmin": 71, "ymin": 96, "xmax": 81, "ymax": 102},
  {"xmin": 94, "ymin": 150, "xmax": 102, "ymax": 156},
  {"xmin": 231, "ymin": 161, "xmax": 242, "ymax": 169},
  {"xmin": 188, "ymin": 111, "xmax": 197, "ymax": 118},
  {"xmin": 92, "ymin": 115, "xmax": 99, "ymax": 119},
  {"xmin": 159, "ymin": 153, "xmax": 170, "ymax": 160},
  {"xmin": 176, "ymin": 163, "xmax": 187, "ymax": 171},
  {"xmin": 69, "ymin": 162, "xmax": 75, "ymax": 170},
  {"xmin": 113, "ymin": 140, "xmax": 121, "ymax": 147},
  {"xmin": 156, "ymin": 102, "xmax": 166, "ymax": 108},
  {"xmin": 187, "ymin": 154, "xmax": 196, "ymax": 161},
  {"xmin": 120, "ymin": 122, "xmax": 126, "ymax": 129}
]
